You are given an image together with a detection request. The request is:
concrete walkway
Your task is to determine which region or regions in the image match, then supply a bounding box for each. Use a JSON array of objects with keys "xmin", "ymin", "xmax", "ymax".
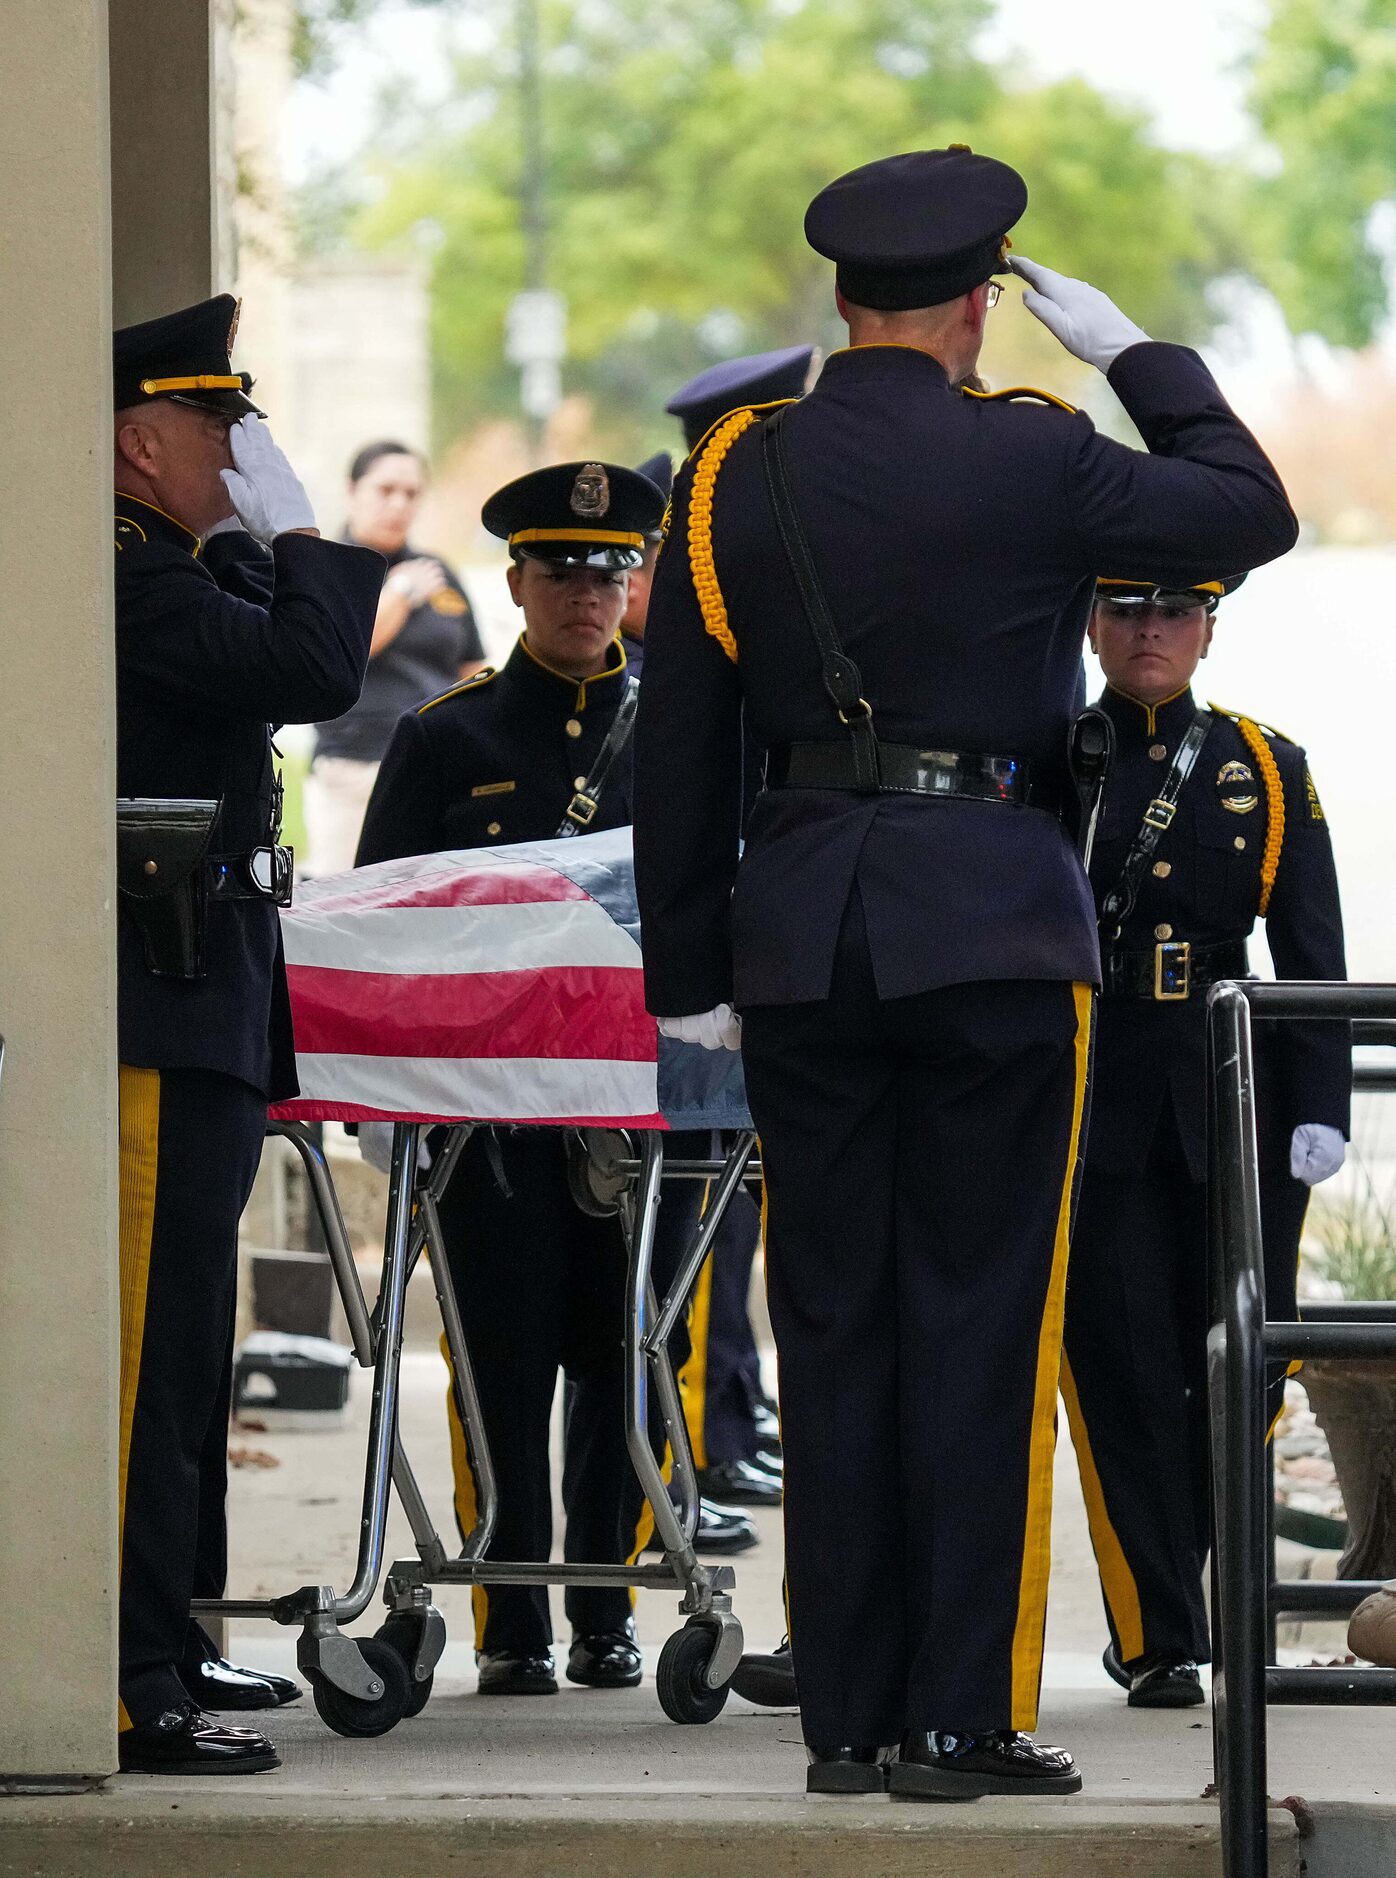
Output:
[{"xmin": 5, "ymin": 1346, "xmax": 1393, "ymax": 1875}]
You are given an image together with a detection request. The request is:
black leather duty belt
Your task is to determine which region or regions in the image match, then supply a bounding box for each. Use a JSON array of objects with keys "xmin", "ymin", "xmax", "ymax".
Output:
[
  {"xmin": 1102, "ymin": 938, "xmax": 1250, "ymax": 1003},
  {"xmin": 765, "ymin": 741, "xmax": 1069, "ymax": 818}
]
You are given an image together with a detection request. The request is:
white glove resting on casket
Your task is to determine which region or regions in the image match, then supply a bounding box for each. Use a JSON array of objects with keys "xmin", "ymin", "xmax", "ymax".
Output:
[
  {"xmin": 1010, "ymin": 256, "xmax": 1151, "ymax": 374},
  {"xmin": 1289, "ymin": 1122, "xmax": 1346, "ymax": 1187},
  {"xmin": 220, "ymin": 415, "xmax": 316, "ymax": 543},
  {"xmin": 658, "ymin": 1005, "xmax": 743, "ymax": 1052}
]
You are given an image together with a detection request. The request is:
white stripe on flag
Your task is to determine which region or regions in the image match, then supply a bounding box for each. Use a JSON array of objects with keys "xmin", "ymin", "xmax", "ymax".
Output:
[
  {"xmin": 290, "ymin": 1052, "xmax": 660, "ymax": 1123},
  {"xmin": 283, "ymin": 900, "xmax": 641, "ymax": 976}
]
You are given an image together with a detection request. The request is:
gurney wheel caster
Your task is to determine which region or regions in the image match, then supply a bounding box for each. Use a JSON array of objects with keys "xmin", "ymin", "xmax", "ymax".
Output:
[
  {"xmin": 310, "ymin": 1637, "xmax": 412, "ymax": 1737},
  {"xmin": 375, "ymin": 1613, "xmax": 435, "ymax": 1719},
  {"xmin": 657, "ymin": 1623, "xmax": 731, "ymax": 1725}
]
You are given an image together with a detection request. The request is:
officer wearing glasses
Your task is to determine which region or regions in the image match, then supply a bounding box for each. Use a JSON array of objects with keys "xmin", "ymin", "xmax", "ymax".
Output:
[{"xmin": 1063, "ymin": 574, "xmax": 1350, "ymax": 1710}]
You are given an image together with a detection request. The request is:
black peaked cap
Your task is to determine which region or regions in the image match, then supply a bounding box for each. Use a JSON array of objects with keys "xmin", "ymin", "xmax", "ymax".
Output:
[
  {"xmin": 666, "ymin": 347, "xmax": 814, "ymax": 451},
  {"xmin": 805, "ymin": 148, "xmax": 1027, "ymax": 312},
  {"xmin": 114, "ymin": 293, "xmax": 262, "ymax": 417},
  {"xmin": 482, "ymin": 462, "xmax": 666, "ymax": 569}
]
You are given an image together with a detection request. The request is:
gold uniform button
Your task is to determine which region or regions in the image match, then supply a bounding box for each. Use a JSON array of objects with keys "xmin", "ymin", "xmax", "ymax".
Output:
[
  {"xmin": 1149, "ymin": 742, "xmax": 1168, "ymax": 762},
  {"xmin": 565, "ymin": 718, "xmax": 583, "ymax": 739},
  {"xmin": 1155, "ymin": 923, "xmax": 1173, "ymax": 941},
  {"xmin": 574, "ymin": 775, "xmax": 587, "ymax": 790},
  {"xmin": 1234, "ymin": 835, "xmax": 1247, "ymax": 851},
  {"xmin": 487, "ymin": 821, "xmax": 502, "ymax": 836},
  {"xmin": 1153, "ymin": 860, "xmax": 1172, "ymax": 879}
]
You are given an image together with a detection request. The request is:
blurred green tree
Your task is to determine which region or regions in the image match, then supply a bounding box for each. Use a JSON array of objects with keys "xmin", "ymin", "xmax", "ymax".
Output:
[
  {"xmin": 1248, "ymin": 0, "xmax": 1396, "ymax": 348},
  {"xmin": 310, "ymin": 0, "xmax": 1241, "ymax": 449}
]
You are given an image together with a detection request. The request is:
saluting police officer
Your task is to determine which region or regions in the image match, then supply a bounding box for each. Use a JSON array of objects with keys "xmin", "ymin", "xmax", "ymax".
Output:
[
  {"xmin": 1063, "ymin": 574, "xmax": 1349, "ymax": 1708},
  {"xmin": 633, "ymin": 147, "xmax": 1299, "ymax": 1798},
  {"xmin": 113, "ymin": 296, "xmax": 381, "ymax": 1772},
  {"xmin": 356, "ymin": 463, "xmax": 676, "ymax": 1696}
]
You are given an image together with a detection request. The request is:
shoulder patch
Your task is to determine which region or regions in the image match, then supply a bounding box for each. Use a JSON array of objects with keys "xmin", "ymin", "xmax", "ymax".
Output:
[
  {"xmin": 961, "ymin": 383, "xmax": 1077, "ymax": 414},
  {"xmin": 684, "ymin": 397, "xmax": 798, "ymax": 464},
  {"xmin": 417, "ymin": 666, "xmax": 497, "ymax": 715}
]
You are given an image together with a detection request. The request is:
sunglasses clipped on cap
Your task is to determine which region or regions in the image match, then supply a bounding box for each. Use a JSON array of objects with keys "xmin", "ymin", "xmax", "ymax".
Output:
[{"xmin": 1098, "ymin": 587, "xmax": 1218, "ymax": 621}]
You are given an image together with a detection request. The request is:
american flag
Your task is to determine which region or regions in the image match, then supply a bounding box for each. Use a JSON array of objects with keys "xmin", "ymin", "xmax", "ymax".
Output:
[{"xmin": 270, "ymin": 827, "xmax": 667, "ymax": 1129}]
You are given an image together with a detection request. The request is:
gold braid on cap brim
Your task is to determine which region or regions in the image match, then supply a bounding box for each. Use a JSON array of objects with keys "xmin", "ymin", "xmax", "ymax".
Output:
[{"xmin": 1212, "ymin": 705, "xmax": 1286, "ymax": 915}]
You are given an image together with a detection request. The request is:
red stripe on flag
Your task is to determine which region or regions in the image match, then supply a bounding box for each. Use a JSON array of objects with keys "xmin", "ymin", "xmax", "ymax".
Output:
[
  {"xmin": 299, "ymin": 856, "xmax": 588, "ymax": 916},
  {"xmin": 269, "ymin": 1098, "xmax": 669, "ymax": 1129},
  {"xmin": 286, "ymin": 963, "xmax": 657, "ymax": 1063}
]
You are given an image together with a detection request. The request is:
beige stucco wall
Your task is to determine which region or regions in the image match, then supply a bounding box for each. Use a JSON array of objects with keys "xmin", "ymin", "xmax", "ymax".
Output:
[
  {"xmin": 0, "ymin": 1, "xmax": 120, "ymax": 1781},
  {"xmin": 110, "ymin": 0, "xmax": 217, "ymax": 323}
]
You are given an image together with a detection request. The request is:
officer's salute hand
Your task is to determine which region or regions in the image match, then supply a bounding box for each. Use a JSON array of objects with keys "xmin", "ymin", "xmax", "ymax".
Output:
[
  {"xmin": 1010, "ymin": 256, "xmax": 1151, "ymax": 374},
  {"xmin": 221, "ymin": 415, "xmax": 318, "ymax": 544}
]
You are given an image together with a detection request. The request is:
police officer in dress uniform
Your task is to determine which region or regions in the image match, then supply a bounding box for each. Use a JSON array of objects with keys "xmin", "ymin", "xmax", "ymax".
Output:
[
  {"xmin": 1063, "ymin": 574, "xmax": 1350, "ymax": 1708},
  {"xmin": 113, "ymin": 296, "xmax": 381, "ymax": 1773},
  {"xmin": 357, "ymin": 463, "xmax": 682, "ymax": 1695},
  {"xmin": 632, "ymin": 147, "xmax": 1299, "ymax": 1798}
]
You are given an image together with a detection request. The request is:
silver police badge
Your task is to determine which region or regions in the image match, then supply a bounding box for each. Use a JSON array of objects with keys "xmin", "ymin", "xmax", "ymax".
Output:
[
  {"xmin": 570, "ymin": 463, "xmax": 610, "ymax": 518},
  {"xmin": 1217, "ymin": 759, "xmax": 1258, "ymax": 814}
]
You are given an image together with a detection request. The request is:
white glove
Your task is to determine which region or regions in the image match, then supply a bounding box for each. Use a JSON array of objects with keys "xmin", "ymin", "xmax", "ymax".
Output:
[
  {"xmin": 658, "ymin": 1005, "xmax": 743, "ymax": 1052},
  {"xmin": 358, "ymin": 1121, "xmax": 433, "ymax": 1177},
  {"xmin": 1290, "ymin": 1123, "xmax": 1346, "ymax": 1187},
  {"xmin": 1010, "ymin": 256, "xmax": 1151, "ymax": 374},
  {"xmin": 220, "ymin": 415, "xmax": 316, "ymax": 543}
]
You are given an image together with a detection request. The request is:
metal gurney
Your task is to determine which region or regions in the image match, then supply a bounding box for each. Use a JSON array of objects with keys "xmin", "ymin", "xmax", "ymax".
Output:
[{"xmin": 195, "ymin": 827, "xmax": 759, "ymax": 1736}]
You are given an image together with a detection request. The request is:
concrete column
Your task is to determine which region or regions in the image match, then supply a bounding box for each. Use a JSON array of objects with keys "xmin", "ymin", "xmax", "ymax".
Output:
[
  {"xmin": 0, "ymin": 3, "xmax": 120, "ymax": 1784},
  {"xmin": 109, "ymin": 0, "xmax": 216, "ymax": 322}
]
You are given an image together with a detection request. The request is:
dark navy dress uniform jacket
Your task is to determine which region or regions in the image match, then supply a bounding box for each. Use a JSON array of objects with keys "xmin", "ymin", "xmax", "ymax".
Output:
[
  {"xmin": 633, "ymin": 341, "xmax": 1300, "ymax": 1015},
  {"xmin": 356, "ymin": 634, "xmax": 634, "ymax": 866},
  {"xmin": 115, "ymin": 494, "xmax": 382, "ymax": 1099},
  {"xmin": 1086, "ymin": 684, "xmax": 1350, "ymax": 1183}
]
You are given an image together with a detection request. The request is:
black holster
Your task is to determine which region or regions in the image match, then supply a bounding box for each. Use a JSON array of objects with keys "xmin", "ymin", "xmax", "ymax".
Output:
[{"xmin": 117, "ymin": 797, "xmax": 220, "ymax": 980}]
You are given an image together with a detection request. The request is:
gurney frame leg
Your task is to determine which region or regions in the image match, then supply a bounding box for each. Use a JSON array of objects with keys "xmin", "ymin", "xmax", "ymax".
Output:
[{"xmin": 383, "ymin": 1127, "xmax": 749, "ymax": 1721}]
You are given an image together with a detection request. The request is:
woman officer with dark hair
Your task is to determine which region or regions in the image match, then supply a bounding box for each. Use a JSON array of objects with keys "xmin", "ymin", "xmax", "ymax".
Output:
[{"xmin": 304, "ymin": 440, "xmax": 486, "ymax": 874}]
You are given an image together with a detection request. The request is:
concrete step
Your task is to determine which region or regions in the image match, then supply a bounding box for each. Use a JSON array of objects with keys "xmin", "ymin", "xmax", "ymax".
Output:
[{"xmin": 0, "ymin": 1795, "xmax": 1301, "ymax": 1878}]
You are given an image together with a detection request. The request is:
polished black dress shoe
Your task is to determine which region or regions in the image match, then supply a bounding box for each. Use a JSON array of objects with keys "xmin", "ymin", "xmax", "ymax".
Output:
[
  {"xmin": 477, "ymin": 1650, "xmax": 558, "ymax": 1695},
  {"xmin": 118, "ymin": 1703, "xmax": 280, "ymax": 1775},
  {"xmin": 643, "ymin": 1495, "xmax": 759, "ymax": 1556},
  {"xmin": 1103, "ymin": 1641, "xmax": 1204, "ymax": 1708},
  {"xmin": 181, "ymin": 1655, "xmax": 302, "ymax": 1711},
  {"xmin": 806, "ymin": 1743, "xmax": 895, "ymax": 1794},
  {"xmin": 752, "ymin": 1400, "xmax": 782, "ymax": 1451},
  {"xmin": 696, "ymin": 1457, "xmax": 783, "ymax": 1506},
  {"xmin": 890, "ymin": 1730, "xmax": 1082, "ymax": 1800},
  {"xmin": 730, "ymin": 1636, "xmax": 798, "ymax": 1708},
  {"xmin": 567, "ymin": 1620, "xmax": 643, "ymax": 1688}
]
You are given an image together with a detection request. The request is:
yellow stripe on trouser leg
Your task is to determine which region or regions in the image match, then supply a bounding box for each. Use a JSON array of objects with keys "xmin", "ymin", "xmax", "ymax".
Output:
[
  {"xmin": 680, "ymin": 1228, "xmax": 713, "ymax": 1473},
  {"xmin": 759, "ymin": 1160, "xmax": 794, "ymax": 1648},
  {"xmin": 116, "ymin": 1064, "xmax": 161, "ymax": 1732},
  {"xmin": 1010, "ymin": 983, "xmax": 1094, "ymax": 1731},
  {"xmin": 1060, "ymin": 1356, "xmax": 1145, "ymax": 1663},
  {"xmin": 440, "ymin": 1332, "xmax": 489, "ymax": 1650}
]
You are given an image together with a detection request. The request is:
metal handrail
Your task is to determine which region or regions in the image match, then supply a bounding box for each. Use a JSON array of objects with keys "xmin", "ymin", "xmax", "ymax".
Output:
[{"xmin": 1207, "ymin": 979, "xmax": 1396, "ymax": 1878}]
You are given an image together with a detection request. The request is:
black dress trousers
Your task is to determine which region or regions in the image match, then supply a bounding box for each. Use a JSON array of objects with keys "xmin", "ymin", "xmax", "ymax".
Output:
[
  {"xmin": 740, "ymin": 890, "xmax": 1093, "ymax": 1746},
  {"xmin": 1063, "ymin": 1108, "xmax": 1310, "ymax": 1667},
  {"xmin": 117, "ymin": 1065, "xmax": 267, "ymax": 1728},
  {"xmin": 435, "ymin": 1127, "xmax": 685, "ymax": 1656}
]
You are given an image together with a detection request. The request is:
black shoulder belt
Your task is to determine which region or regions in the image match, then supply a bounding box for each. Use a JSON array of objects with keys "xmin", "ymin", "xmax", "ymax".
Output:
[
  {"xmin": 762, "ymin": 404, "xmax": 880, "ymax": 789},
  {"xmin": 1098, "ymin": 708, "xmax": 1214, "ymax": 939},
  {"xmin": 557, "ymin": 675, "xmax": 640, "ymax": 837}
]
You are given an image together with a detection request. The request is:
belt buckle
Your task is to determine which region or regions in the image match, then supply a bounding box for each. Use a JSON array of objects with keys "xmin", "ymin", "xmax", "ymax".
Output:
[
  {"xmin": 1144, "ymin": 798, "xmax": 1176, "ymax": 831},
  {"xmin": 1154, "ymin": 940, "xmax": 1191, "ymax": 1001},
  {"xmin": 566, "ymin": 791, "xmax": 599, "ymax": 828}
]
